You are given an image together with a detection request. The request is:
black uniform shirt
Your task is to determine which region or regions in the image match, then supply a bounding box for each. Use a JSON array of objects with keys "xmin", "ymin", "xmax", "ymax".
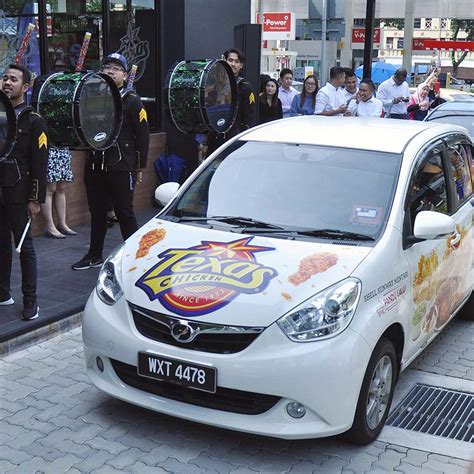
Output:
[
  {"xmin": 0, "ymin": 104, "xmax": 48, "ymax": 203},
  {"xmin": 236, "ymin": 77, "xmax": 256, "ymax": 132},
  {"xmin": 90, "ymin": 89, "xmax": 150, "ymax": 172}
]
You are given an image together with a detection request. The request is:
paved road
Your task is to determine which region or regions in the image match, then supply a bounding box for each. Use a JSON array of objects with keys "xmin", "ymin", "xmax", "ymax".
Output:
[{"xmin": 1, "ymin": 320, "xmax": 472, "ymax": 473}]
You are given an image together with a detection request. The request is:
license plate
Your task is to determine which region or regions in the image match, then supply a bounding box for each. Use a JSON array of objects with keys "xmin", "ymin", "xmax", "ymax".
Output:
[{"xmin": 137, "ymin": 352, "xmax": 217, "ymax": 393}]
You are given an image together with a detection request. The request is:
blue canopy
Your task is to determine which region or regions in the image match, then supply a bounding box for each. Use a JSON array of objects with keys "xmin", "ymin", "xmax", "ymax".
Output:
[
  {"xmin": 355, "ymin": 62, "xmax": 398, "ymax": 83},
  {"xmin": 355, "ymin": 62, "xmax": 430, "ymax": 83}
]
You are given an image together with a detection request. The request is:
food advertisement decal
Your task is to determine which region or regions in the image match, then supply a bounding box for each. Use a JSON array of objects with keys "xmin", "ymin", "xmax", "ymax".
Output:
[
  {"xmin": 411, "ymin": 225, "xmax": 471, "ymax": 341},
  {"xmin": 135, "ymin": 237, "xmax": 278, "ymax": 316}
]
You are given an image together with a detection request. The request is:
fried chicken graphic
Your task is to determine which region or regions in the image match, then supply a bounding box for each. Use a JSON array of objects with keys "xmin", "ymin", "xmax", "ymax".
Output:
[
  {"xmin": 289, "ymin": 252, "xmax": 339, "ymax": 286},
  {"xmin": 136, "ymin": 228, "xmax": 166, "ymax": 258}
]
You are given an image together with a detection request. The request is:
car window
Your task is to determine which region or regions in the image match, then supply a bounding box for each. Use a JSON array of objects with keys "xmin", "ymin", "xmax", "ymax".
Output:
[
  {"xmin": 168, "ymin": 141, "xmax": 402, "ymax": 239},
  {"xmin": 447, "ymin": 143, "xmax": 473, "ymax": 207},
  {"xmin": 407, "ymin": 151, "xmax": 448, "ymax": 227}
]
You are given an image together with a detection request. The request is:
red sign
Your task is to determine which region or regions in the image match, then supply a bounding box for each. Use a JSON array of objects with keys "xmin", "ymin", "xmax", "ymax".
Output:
[
  {"xmin": 261, "ymin": 13, "xmax": 292, "ymax": 33},
  {"xmin": 352, "ymin": 28, "xmax": 380, "ymax": 44},
  {"xmin": 413, "ymin": 39, "xmax": 474, "ymax": 51}
]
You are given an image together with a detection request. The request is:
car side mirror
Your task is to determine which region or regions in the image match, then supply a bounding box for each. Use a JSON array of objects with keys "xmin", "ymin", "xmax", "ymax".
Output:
[
  {"xmin": 155, "ymin": 182, "xmax": 180, "ymax": 207},
  {"xmin": 413, "ymin": 211, "xmax": 456, "ymax": 240}
]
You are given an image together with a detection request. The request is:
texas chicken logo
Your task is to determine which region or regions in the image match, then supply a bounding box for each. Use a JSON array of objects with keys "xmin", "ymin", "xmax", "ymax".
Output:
[{"xmin": 135, "ymin": 237, "xmax": 278, "ymax": 316}]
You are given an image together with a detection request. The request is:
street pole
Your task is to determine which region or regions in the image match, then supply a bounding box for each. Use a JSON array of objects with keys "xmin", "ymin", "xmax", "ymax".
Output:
[
  {"xmin": 362, "ymin": 0, "xmax": 376, "ymax": 80},
  {"xmin": 321, "ymin": 0, "xmax": 327, "ymax": 83},
  {"xmin": 402, "ymin": 0, "xmax": 415, "ymax": 81},
  {"xmin": 340, "ymin": 0, "xmax": 354, "ymax": 68}
]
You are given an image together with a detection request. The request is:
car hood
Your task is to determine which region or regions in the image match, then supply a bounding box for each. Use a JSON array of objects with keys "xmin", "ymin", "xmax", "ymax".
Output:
[{"xmin": 120, "ymin": 218, "xmax": 373, "ymax": 327}]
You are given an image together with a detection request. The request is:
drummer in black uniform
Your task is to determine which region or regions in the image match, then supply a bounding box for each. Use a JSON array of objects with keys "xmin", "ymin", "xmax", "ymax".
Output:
[
  {"xmin": 72, "ymin": 53, "xmax": 149, "ymax": 270},
  {"xmin": 0, "ymin": 64, "xmax": 48, "ymax": 320},
  {"xmin": 207, "ymin": 48, "xmax": 256, "ymax": 154}
]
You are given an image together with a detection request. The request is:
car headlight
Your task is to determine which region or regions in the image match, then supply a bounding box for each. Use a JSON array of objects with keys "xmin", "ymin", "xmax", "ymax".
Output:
[
  {"xmin": 96, "ymin": 244, "xmax": 124, "ymax": 305},
  {"xmin": 277, "ymin": 278, "xmax": 361, "ymax": 342}
]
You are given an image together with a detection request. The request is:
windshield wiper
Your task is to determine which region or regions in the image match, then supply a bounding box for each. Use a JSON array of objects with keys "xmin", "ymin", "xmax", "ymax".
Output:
[
  {"xmin": 296, "ymin": 229, "xmax": 375, "ymax": 241},
  {"xmin": 243, "ymin": 227, "xmax": 375, "ymax": 241},
  {"xmin": 178, "ymin": 215, "xmax": 286, "ymax": 230}
]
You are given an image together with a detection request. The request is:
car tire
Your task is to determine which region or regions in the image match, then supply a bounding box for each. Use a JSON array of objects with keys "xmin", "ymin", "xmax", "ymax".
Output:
[
  {"xmin": 457, "ymin": 292, "xmax": 473, "ymax": 321},
  {"xmin": 346, "ymin": 338, "xmax": 397, "ymax": 445}
]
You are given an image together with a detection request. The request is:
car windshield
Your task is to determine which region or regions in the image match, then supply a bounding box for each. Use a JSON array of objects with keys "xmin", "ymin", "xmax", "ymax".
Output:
[
  {"xmin": 164, "ymin": 141, "xmax": 402, "ymax": 240},
  {"xmin": 426, "ymin": 115, "xmax": 474, "ymax": 138}
]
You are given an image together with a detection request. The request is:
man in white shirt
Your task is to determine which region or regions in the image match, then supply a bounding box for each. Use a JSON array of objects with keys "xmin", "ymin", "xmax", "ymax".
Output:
[
  {"xmin": 342, "ymin": 68, "xmax": 358, "ymax": 103},
  {"xmin": 348, "ymin": 79, "xmax": 383, "ymax": 117},
  {"xmin": 377, "ymin": 68, "xmax": 411, "ymax": 119},
  {"xmin": 278, "ymin": 68, "xmax": 298, "ymax": 118},
  {"xmin": 314, "ymin": 66, "xmax": 347, "ymax": 116}
]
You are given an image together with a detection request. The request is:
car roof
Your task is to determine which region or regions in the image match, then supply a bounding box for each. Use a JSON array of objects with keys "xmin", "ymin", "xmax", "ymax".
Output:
[
  {"xmin": 240, "ymin": 116, "xmax": 465, "ymax": 154},
  {"xmin": 427, "ymin": 102, "xmax": 474, "ymax": 114}
]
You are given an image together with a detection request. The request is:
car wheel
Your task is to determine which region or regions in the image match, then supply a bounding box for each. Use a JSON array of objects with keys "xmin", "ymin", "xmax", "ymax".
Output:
[
  {"xmin": 457, "ymin": 292, "xmax": 473, "ymax": 321},
  {"xmin": 346, "ymin": 338, "xmax": 397, "ymax": 445}
]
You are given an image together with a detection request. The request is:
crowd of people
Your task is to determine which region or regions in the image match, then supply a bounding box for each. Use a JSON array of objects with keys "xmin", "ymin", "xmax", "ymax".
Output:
[{"xmin": 257, "ymin": 65, "xmax": 442, "ymax": 123}]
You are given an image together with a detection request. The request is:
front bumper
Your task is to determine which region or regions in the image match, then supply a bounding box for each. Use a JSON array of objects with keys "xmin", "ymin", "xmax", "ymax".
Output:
[{"xmin": 82, "ymin": 291, "xmax": 372, "ymax": 439}]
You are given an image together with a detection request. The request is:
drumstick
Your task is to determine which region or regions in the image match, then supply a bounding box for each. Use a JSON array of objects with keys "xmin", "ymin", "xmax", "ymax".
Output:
[
  {"xmin": 126, "ymin": 65, "xmax": 138, "ymax": 90},
  {"xmin": 75, "ymin": 32, "xmax": 92, "ymax": 72},
  {"xmin": 15, "ymin": 23, "xmax": 35, "ymax": 65},
  {"xmin": 16, "ymin": 218, "xmax": 31, "ymax": 254}
]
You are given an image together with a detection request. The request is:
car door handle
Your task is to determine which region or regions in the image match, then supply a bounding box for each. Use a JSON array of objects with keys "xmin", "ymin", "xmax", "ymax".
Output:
[{"xmin": 450, "ymin": 231, "xmax": 461, "ymax": 250}]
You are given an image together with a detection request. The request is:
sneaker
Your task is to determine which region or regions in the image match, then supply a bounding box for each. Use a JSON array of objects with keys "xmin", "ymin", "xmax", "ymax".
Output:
[
  {"xmin": 0, "ymin": 296, "xmax": 14, "ymax": 306},
  {"xmin": 22, "ymin": 301, "xmax": 39, "ymax": 320},
  {"xmin": 71, "ymin": 254, "xmax": 104, "ymax": 271}
]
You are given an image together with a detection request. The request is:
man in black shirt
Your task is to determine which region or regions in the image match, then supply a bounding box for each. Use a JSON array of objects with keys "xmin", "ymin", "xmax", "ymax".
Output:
[
  {"xmin": 207, "ymin": 48, "xmax": 256, "ymax": 154},
  {"xmin": 0, "ymin": 64, "xmax": 48, "ymax": 320},
  {"xmin": 72, "ymin": 53, "xmax": 150, "ymax": 270}
]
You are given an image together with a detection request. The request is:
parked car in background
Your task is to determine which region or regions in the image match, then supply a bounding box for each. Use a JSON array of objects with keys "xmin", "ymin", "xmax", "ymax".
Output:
[
  {"xmin": 290, "ymin": 80, "xmax": 304, "ymax": 93},
  {"xmin": 425, "ymin": 102, "xmax": 474, "ymax": 139},
  {"xmin": 439, "ymin": 88, "xmax": 474, "ymax": 103},
  {"xmin": 82, "ymin": 117, "xmax": 473, "ymax": 446}
]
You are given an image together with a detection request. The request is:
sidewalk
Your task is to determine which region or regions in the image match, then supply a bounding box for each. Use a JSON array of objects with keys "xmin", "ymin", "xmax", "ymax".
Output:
[{"xmin": 0, "ymin": 207, "xmax": 158, "ymax": 344}]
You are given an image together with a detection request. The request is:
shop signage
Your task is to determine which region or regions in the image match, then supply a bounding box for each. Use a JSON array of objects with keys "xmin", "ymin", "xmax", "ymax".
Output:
[
  {"xmin": 413, "ymin": 39, "xmax": 474, "ymax": 51},
  {"xmin": 258, "ymin": 12, "xmax": 295, "ymax": 41},
  {"xmin": 352, "ymin": 28, "xmax": 380, "ymax": 44}
]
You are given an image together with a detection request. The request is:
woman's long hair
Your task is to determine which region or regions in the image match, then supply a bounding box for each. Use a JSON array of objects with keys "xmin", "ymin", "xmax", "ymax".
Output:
[
  {"xmin": 300, "ymin": 74, "xmax": 319, "ymax": 109},
  {"xmin": 260, "ymin": 78, "xmax": 280, "ymax": 109}
]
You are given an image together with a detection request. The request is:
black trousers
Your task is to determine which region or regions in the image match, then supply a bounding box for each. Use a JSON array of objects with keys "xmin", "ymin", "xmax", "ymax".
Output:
[
  {"xmin": 0, "ymin": 199, "xmax": 37, "ymax": 303},
  {"xmin": 84, "ymin": 168, "xmax": 138, "ymax": 259}
]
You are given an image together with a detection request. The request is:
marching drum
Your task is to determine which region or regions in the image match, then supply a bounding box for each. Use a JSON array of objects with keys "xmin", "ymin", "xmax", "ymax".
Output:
[
  {"xmin": 164, "ymin": 59, "xmax": 238, "ymax": 134},
  {"xmin": 32, "ymin": 71, "xmax": 122, "ymax": 150},
  {"xmin": 0, "ymin": 90, "xmax": 17, "ymax": 161}
]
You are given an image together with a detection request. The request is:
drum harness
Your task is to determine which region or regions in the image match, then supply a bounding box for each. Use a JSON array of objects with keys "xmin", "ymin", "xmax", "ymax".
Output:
[{"xmin": 0, "ymin": 105, "xmax": 35, "ymax": 187}]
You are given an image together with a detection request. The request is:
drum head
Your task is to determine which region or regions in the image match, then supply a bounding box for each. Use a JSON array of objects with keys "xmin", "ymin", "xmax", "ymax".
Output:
[
  {"xmin": 77, "ymin": 72, "xmax": 122, "ymax": 150},
  {"xmin": 0, "ymin": 90, "xmax": 17, "ymax": 160},
  {"xmin": 202, "ymin": 60, "xmax": 237, "ymax": 133},
  {"xmin": 165, "ymin": 59, "xmax": 237, "ymax": 134}
]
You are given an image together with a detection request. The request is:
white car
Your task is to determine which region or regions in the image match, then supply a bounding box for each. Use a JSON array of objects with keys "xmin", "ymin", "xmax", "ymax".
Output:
[{"xmin": 82, "ymin": 117, "xmax": 473, "ymax": 444}]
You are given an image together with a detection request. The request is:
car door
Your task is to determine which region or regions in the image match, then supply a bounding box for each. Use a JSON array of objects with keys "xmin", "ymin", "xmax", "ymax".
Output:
[
  {"xmin": 443, "ymin": 136, "xmax": 474, "ymax": 314},
  {"xmin": 402, "ymin": 140, "xmax": 458, "ymax": 360}
]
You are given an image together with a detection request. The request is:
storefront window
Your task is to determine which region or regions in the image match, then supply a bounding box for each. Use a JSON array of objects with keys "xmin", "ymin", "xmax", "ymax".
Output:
[
  {"xmin": 46, "ymin": 1, "xmax": 103, "ymax": 72},
  {"xmin": 110, "ymin": 0, "xmax": 157, "ymax": 129},
  {"xmin": 1, "ymin": 1, "xmax": 158, "ymax": 130},
  {"xmin": 0, "ymin": 1, "xmax": 40, "ymax": 77}
]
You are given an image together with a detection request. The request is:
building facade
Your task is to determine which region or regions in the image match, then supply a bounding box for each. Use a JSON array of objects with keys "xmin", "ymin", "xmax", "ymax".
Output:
[{"xmin": 0, "ymin": 0, "xmax": 159, "ymax": 129}]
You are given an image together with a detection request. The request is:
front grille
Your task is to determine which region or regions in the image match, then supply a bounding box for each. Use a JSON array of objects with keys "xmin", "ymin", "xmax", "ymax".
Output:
[
  {"xmin": 110, "ymin": 359, "xmax": 280, "ymax": 415},
  {"xmin": 387, "ymin": 384, "xmax": 473, "ymax": 443},
  {"xmin": 129, "ymin": 302, "xmax": 264, "ymax": 354}
]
